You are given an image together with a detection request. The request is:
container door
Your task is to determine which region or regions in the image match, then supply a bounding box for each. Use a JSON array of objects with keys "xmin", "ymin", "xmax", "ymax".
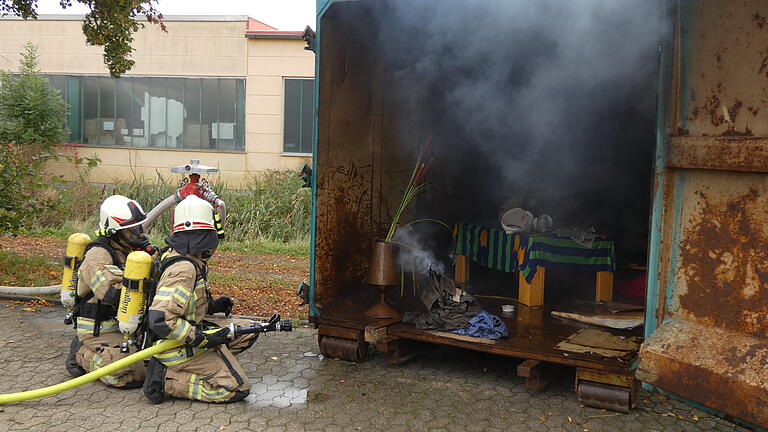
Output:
[{"xmin": 638, "ymin": 1, "xmax": 768, "ymax": 428}]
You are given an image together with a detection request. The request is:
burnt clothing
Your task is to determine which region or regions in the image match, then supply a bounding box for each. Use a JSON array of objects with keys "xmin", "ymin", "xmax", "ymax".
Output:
[
  {"xmin": 147, "ymin": 250, "xmax": 255, "ymax": 403},
  {"xmin": 452, "ymin": 311, "xmax": 508, "ymax": 340},
  {"xmin": 402, "ymin": 274, "xmax": 482, "ymax": 331}
]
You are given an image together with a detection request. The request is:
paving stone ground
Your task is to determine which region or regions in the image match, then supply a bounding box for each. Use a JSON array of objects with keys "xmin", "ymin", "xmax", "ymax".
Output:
[{"xmin": 0, "ymin": 303, "xmax": 749, "ymax": 432}]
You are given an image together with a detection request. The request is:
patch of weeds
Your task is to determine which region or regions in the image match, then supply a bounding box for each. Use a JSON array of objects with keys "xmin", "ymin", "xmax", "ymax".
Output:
[
  {"xmin": 0, "ymin": 250, "xmax": 60, "ymax": 286},
  {"xmin": 219, "ymin": 238, "xmax": 309, "ymax": 257}
]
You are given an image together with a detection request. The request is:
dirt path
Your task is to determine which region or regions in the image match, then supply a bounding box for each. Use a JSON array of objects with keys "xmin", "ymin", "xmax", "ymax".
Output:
[{"xmin": 0, "ymin": 235, "xmax": 310, "ymax": 319}]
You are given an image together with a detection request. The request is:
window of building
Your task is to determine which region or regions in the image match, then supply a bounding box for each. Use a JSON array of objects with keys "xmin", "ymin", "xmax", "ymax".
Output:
[
  {"xmin": 47, "ymin": 75, "xmax": 246, "ymax": 152},
  {"xmin": 283, "ymin": 78, "xmax": 314, "ymax": 154}
]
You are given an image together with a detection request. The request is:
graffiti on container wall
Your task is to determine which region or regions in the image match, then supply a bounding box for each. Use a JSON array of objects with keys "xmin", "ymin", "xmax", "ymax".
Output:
[
  {"xmin": 333, "ymin": 162, "xmax": 374, "ymax": 207},
  {"xmin": 314, "ymin": 158, "xmax": 376, "ymax": 306}
]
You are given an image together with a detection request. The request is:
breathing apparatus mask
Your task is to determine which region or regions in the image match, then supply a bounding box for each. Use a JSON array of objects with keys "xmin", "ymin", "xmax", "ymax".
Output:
[{"xmin": 122, "ymin": 225, "xmax": 154, "ymax": 252}]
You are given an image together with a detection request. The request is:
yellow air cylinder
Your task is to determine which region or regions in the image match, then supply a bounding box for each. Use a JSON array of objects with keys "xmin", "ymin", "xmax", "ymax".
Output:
[
  {"xmin": 117, "ymin": 251, "xmax": 152, "ymax": 346},
  {"xmin": 60, "ymin": 233, "xmax": 91, "ymax": 310}
]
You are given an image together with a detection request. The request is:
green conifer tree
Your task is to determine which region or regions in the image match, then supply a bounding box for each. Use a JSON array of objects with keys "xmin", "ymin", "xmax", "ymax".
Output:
[{"xmin": 0, "ymin": 43, "xmax": 68, "ymax": 233}]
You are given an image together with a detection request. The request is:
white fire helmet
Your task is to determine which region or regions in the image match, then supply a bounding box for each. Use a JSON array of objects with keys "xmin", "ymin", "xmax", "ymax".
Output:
[
  {"xmin": 98, "ymin": 195, "xmax": 147, "ymax": 233},
  {"xmin": 172, "ymin": 195, "xmax": 216, "ymax": 233},
  {"xmin": 499, "ymin": 207, "xmax": 534, "ymax": 234}
]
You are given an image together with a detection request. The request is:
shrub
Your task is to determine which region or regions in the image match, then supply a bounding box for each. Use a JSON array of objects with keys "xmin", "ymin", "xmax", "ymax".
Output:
[
  {"xmin": 0, "ymin": 43, "xmax": 67, "ymax": 233},
  {"xmin": 223, "ymin": 170, "xmax": 311, "ymax": 243},
  {"xmin": 0, "ymin": 43, "xmax": 99, "ymax": 233}
]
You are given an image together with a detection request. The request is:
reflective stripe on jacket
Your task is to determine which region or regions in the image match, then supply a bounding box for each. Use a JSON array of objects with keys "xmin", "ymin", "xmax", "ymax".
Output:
[
  {"xmin": 77, "ymin": 246, "xmax": 127, "ymax": 307},
  {"xmin": 148, "ymin": 250, "xmax": 211, "ymax": 365},
  {"xmin": 75, "ymin": 316, "xmax": 119, "ymax": 334}
]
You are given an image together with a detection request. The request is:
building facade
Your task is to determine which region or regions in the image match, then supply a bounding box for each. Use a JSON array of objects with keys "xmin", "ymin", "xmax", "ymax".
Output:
[{"xmin": 0, "ymin": 15, "xmax": 315, "ymax": 185}]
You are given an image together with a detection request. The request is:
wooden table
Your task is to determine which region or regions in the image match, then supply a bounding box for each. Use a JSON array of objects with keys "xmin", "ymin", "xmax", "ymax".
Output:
[{"xmin": 452, "ymin": 223, "xmax": 615, "ymax": 307}]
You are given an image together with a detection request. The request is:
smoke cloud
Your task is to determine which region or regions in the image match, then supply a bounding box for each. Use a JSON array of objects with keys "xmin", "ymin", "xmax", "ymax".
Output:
[
  {"xmin": 392, "ymin": 223, "xmax": 448, "ymax": 276},
  {"xmin": 368, "ymin": 0, "xmax": 666, "ymax": 265}
]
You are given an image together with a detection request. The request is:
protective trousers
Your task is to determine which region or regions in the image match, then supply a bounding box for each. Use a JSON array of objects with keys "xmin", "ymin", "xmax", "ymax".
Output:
[
  {"xmin": 147, "ymin": 317, "xmax": 256, "ymax": 403},
  {"xmin": 75, "ymin": 332, "xmax": 145, "ymax": 388}
]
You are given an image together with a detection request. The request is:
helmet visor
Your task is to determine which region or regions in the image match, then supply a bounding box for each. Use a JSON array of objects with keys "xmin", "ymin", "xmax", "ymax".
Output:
[
  {"xmin": 127, "ymin": 224, "xmax": 145, "ymax": 236},
  {"xmin": 116, "ymin": 201, "xmax": 147, "ymax": 230}
]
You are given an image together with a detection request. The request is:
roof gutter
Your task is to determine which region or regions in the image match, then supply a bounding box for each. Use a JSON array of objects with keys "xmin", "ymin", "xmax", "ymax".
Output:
[{"xmin": 245, "ymin": 32, "xmax": 305, "ymax": 39}]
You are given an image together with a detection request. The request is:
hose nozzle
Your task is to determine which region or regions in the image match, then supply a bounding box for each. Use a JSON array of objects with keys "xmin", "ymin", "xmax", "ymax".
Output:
[{"xmin": 227, "ymin": 314, "xmax": 292, "ymax": 339}]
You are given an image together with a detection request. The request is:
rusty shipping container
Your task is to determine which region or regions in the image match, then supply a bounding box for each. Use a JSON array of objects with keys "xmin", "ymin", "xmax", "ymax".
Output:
[
  {"xmin": 636, "ymin": 1, "xmax": 768, "ymax": 427},
  {"xmin": 305, "ymin": 0, "xmax": 768, "ymax": 427}
]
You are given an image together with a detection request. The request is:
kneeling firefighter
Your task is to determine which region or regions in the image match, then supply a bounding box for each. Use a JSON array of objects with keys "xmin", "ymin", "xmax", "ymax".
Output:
[
  {"xmin": 65, "ymin": 195, "xmax": 156, "ymax": 388},
  {"xmin": 144, "ymin": 195, "xmax": 256, "ymax": 404}
]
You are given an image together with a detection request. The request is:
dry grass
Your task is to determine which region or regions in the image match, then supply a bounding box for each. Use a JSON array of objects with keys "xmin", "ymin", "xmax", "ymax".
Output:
[{"xmin": 0, "ymin": 234, "xmax": 309, "ymax": 319}]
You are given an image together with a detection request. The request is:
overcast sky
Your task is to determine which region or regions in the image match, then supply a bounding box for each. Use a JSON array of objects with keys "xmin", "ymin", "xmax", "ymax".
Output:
[{"xmin": 35, "ymin": 0, "xmax": 316, "ymax": 31}]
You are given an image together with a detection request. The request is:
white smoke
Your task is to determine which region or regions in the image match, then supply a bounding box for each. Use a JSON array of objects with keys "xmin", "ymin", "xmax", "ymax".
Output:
[
  {"xmin": 367, "ymin": 0, "xmax": 666, "ymax": 261},
  {"xmin": 393, "ymin": 224, "xmax": 447, "ymax": 276}
]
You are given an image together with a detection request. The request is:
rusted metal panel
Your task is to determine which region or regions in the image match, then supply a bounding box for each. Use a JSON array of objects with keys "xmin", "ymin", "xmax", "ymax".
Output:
[
  {"xmin": 672, "ymin": 171, "xmax": 768, "ymax": 338},
  {"xmin": 314, "ymin": 3, "xmax": 377, "ymax": 310},
  {"xmin": 314, "ymin": 2, "xmax": 425, "ymax": 316},
  {"xmin": 576, "ymin": 368, "xmax": 635, "ymax": 390},
  {"xmin": 643, "ymin": 169, "xmax": 768, "ymax": 427},
  {"xmin": 637, "ymin": 320, "xmax": 768, "ymax": 427},
  {"xmin": 667, "ymin": 136, "xmax": 768, "ymax": 172},
  {"xmin": 576, "ymin": 381, "xmax": 632, "ymax": 414},
  {"xmin": 641, "ymin": 1, "xmax": 768, "ymax": 427},
  {"xmin": 678, "ymin": 1, "xmax": 768, "ymax": 137}
]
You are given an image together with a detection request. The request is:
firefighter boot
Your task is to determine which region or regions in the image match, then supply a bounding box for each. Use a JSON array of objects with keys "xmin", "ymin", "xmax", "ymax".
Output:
[
  {"xmin": 143, "ymin": 357, "xmax": 167, "ymax": 404},
  {"xmin": 225, "ymin": 390, "xmax": 250, "ymax": 404},
  {"xmin": 65, "ymin": 335, "xmax": 86, "ymax": 377}
]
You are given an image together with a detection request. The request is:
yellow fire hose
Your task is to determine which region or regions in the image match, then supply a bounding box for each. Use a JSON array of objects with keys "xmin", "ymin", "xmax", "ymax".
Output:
[{"xmin": 0, "ymin": 339, "xmax": 182, "ymax": 404}]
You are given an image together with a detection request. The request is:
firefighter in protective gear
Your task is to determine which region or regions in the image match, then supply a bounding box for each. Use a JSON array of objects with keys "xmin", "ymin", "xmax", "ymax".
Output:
[
  {"xmin": 65, "ymin": 195, "xmax": 154, "ymax": 388},
  {"xmin": 144, "ymin": 195, "xmax": 256, "ymax": 404}
]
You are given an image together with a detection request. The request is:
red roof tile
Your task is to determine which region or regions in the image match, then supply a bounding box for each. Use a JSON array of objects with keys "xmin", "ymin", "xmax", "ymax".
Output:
[{"xmin": 247, "ymin": 17, "xmax": 277, "ymax": 31}]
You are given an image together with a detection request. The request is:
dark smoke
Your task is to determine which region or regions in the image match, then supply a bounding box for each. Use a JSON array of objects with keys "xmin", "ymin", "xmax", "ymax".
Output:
[{"xmin": 371, "ymin": 0, "xmax": 666, "ymax": 266}]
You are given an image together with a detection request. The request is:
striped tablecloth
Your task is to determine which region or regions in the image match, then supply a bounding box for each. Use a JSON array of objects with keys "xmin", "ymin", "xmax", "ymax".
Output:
[{"xmin": 451, "ymin": 222, "xmax": 615, "ymax": 283}]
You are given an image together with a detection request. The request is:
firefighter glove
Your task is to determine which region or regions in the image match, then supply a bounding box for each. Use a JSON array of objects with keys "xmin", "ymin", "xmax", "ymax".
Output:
[
  {"xmin": 211, "ymin": 296, "xmax": 234, "ymax": 317},
  {"xmin": 190, "ymin": 325, "xmax": 230, "ymax": 348}
]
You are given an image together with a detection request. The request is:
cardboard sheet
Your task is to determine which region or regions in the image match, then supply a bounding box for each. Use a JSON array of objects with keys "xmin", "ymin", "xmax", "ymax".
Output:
[
  {"xmin": 604, "ymin": 302, "xmax": 644, "ymax": 314},
  {"xmin": 555, "ymin": 328, "xmax": 641, "ymax": 358},
  {"xmin": 551, "ymin": 310, "xmax": 644, "ymax": 330}
]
